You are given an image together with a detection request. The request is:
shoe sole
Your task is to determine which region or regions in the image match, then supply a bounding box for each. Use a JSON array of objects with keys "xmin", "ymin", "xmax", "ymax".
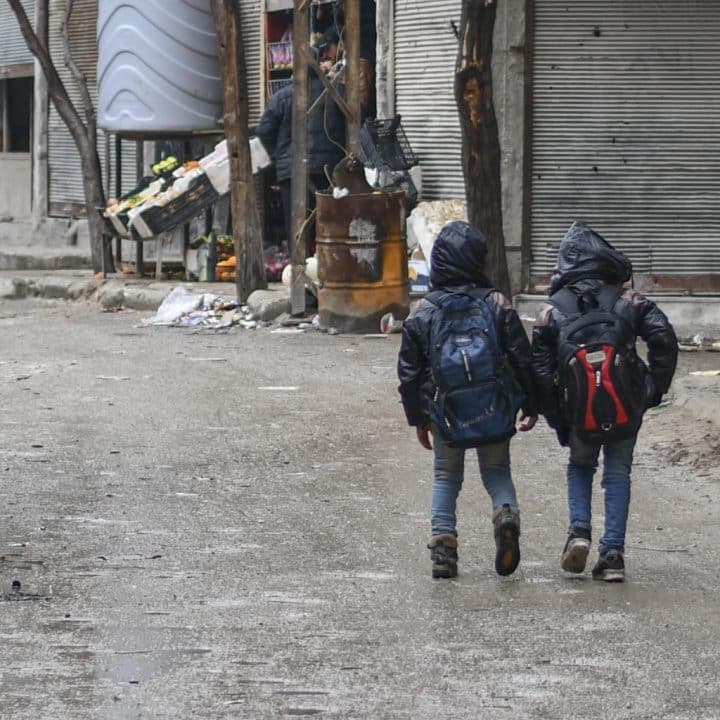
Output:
[
  {"xmin": 593, "ymin": 568, "xmax": 625, "ymax": 583},
  {"xmin": 432, "ymin": 564, "xmax": 457, "ymax": 579},
  {"xmin": 561, "ymin": 538, "xmax": 591, "ymax": 574},
  {"xmin": 495, "ymin": 525, "xmax": 520, "ymax": 576}
]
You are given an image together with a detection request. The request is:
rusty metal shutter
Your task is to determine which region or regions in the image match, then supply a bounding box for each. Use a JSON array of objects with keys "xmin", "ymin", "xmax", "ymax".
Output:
[
  {"xmin": 393, "ymin": 0, "xmax": 464, "ymax": 200},
  {"xmin": 531, "ymin": 0, "xmax": 720, "ymax": 284},
  {"xmin": 0, "ymin": 1, "xmax": 36, "ymax": 66},
  {"xmin": 47, "ymin": 0, "xmax": 136, "ymax": 214}
]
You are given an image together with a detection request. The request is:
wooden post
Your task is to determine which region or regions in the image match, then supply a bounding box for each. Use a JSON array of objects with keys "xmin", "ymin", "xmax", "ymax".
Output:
[
  {"xmin": 290, "ymin": 0, "xmax": 310, "ymax": 316},
  {"xmin": 211, "ymin": 0, "xmax": 266, "ymax": 303},
  {"xmin": 343, "ymin": 0, "xmax": 362, "ymax": 154},
  {"xmin": 375, "ymin": 0, "xmax": 394, "ymax": 119}
]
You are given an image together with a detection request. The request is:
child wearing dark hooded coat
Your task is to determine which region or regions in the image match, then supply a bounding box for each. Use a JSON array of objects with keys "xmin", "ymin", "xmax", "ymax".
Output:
[
  {"xmin": 397, "ymin": 221, "xmax": 539, "ymax": 579},
  {"xmin": 531, "ymin": 221, "xmax": 678, "ymax": 582}
]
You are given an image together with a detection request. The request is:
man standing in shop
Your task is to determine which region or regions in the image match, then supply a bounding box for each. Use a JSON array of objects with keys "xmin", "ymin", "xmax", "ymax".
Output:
[{"xmin": 253, "ymin": 48, "xmax": 346, "ymax": 255}]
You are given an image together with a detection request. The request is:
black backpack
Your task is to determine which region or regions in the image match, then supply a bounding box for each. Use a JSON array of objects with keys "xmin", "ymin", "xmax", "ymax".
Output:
[
  {"xmin": 426, "ymin": 288, "xmax": 524, "ymax": 448},
  {"xmin": 550, "ymin": 285, "xmax": 646, "ymax": 443}
]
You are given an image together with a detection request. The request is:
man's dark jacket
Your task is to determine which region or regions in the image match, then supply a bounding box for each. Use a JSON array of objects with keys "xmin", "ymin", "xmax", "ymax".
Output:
[
  {"xmin": 531, "ymin": 221, "xmax": 679, "ymax": 430},
  {"xmin": 397, "ymin": 221, "xmax": 539, "ymax": 428},
  {"xmin": 253, "ymin": 75, "xmax": 346, "ymax": 182}
]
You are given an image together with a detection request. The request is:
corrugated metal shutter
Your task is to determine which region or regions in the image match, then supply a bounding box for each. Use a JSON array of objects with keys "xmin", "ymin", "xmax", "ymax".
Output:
[
  {"xmin": 531, "ymin": 0, "xmax": 720, "ymax": 282},
  {"xmin": 394, "ymin": 0, "xmax": 464, "ymax": 200},
  {"xmin": 47, "ymin": 0, "xmax": 136, "ymax": 214},
  {"xmin": 240, "ymin": 0, "xmax": 263, "ymax": 125},
  {"xmin": 0, "ymin": 1, "xmax": 36, "ymax": 66}
]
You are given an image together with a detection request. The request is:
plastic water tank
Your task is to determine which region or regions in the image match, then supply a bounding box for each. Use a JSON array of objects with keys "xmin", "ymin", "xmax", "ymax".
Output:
[{"xmin": 97, "ymin": 0, "xmax": 223, "ymax": 133}]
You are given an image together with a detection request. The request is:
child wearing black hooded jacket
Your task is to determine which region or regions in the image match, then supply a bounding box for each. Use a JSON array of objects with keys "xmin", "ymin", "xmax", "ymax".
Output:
[
  {"xmin": 397, "ymin": 221, "xmax": 539, "ymax": 579},
  {"xmin": 531, "ymin": 221, "xmax": 678, "ymax": 582}
]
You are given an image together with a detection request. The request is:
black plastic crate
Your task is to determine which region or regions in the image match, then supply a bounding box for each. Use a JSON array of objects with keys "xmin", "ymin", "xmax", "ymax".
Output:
[
  {"xmin": 132, "ymin": 173, "xmax": 219, "ymax": 238},
  {"xmin": 360, "ymin": 115, "xmax": 418, "ymax": 171}
]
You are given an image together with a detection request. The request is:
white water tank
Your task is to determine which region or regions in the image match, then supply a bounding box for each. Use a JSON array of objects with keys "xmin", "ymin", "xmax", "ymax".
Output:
[{"xmin": 97, "ymin": 0, "xmax": 223, "ymax": 133}]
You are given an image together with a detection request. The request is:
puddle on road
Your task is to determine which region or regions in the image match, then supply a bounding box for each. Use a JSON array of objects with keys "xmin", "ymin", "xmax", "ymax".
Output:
[{"xmin": 96, "ymin": 647, "xmax": 212, "ymax": 684}]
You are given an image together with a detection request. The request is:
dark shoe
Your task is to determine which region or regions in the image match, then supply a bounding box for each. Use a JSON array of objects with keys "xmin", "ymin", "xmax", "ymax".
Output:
[
  {"xmin": 428, "ymin": 534, "xmax": 458, "ymax": 579},
  {"xmin": 592, "ymin": 549, "xmax": 625, "ymax": 582},
  {"xmin": 561, "ymin": 526, "xmax": 592, "ymax": 574},
  {"xmin": 492, "ymin": 504, "xmax": 520, "ymax": 576}
]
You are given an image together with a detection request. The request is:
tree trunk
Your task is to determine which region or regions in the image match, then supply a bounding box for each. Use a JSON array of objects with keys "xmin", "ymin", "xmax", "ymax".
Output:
[
  {"xmin": 455, "ymin": 0, "xmax": 510, "ymax": 298},
  {"xmin": 7, "ymin": 0, "xmax": 114, "ymax": 275},
  {"xmin": 78, "ymin": 136, "xmax": 114, "ymax": 273},
  {"xmin": 211, "ymin": 0, "xmax": 266, "ymax": 303}
]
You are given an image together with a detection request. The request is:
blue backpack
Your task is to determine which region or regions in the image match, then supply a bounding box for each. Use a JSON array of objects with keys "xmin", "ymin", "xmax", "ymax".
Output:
[{"xmin": 426, "ymin": 288, "xmax": 524, "ymax": 448}]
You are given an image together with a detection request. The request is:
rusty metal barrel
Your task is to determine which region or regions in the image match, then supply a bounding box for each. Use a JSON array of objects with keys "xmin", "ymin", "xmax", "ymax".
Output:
[{"xmin": 315, "ymin": 190, "xmax": 410, "ymax": 333}]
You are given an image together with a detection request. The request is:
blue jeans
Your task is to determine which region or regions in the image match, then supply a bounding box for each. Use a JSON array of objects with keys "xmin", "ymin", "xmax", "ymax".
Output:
[
  {"xmin": 431, "ymin": 429, "xmax": 517, "ymax": 537},
  {"xmin": 567, "ymin": 430, "xmax": 637, "ymax": 553}
]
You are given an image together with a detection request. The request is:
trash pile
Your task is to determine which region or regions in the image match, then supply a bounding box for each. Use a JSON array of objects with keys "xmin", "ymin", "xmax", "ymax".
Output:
[
  {"xmin": 677, "ymin": 334, "xmax": 720, "ymax": 352},
  {"xmin": 406, "ymin": 200, "xmax": 467, "ymax": 295},
  {"xmin": 141, "ymin": 286, "xmax": 257, "ymax": 330}
]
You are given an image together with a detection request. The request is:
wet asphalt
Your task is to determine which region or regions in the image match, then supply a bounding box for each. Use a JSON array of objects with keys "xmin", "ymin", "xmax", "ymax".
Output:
[{"xmin": 1, "ymin": 298, "xmax": 719, "ymax": 719}]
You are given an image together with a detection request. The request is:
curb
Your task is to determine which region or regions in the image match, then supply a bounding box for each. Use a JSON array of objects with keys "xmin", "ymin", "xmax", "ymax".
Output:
[
  {"xmin": 0, "ymin": 272, "xmax": 289, "ymax": 316},
  {"xmin": 0, "ymin": 273, "xmax": 174, "ymax": 311},
  {"xmin": 0, "ymin": 251, "xmax": 93, "ymax": 272}
]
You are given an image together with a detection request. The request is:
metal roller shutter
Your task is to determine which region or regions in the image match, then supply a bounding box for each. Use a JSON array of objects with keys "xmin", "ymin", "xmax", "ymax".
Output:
[
  {"xmin": 47, "ymin": 0, "xmax": 135, "ymax": 214},
  {"xmin": 240, "ymin": 0, "xmax": 263, "ymax": 125},
  {"xmin": 0, "ymin": 1, "xmax": 36, "ymax": 66},
  {"xmin": 394, "ymin": 0, "xmax": 465, "ymax": 200},
  {"xmin": 531, "ymin": 0, "xmax": 720, "ymax": 286}
]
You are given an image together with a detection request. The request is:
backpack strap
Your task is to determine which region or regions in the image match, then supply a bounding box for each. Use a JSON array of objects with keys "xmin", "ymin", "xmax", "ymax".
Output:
[
  {"xmin": 595, "ymin": 284, "xmax": 624, "ymax": 312},
  {"xmin": 550, "ymin": 285, "xmax": 623, "ymax": 315},
  {"xmin": 548, "ymin": 287, "xmax": 580, "ymax": 316}
]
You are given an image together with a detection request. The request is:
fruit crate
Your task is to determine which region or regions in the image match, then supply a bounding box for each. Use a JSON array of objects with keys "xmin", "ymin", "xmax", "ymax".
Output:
[
  {"xmin": 98, "ymin": 175, "xmax": 161, "ymax": 238},
  {"xmin": 131, "ymin": 173, "xmax": 219, "ymax": 239}
]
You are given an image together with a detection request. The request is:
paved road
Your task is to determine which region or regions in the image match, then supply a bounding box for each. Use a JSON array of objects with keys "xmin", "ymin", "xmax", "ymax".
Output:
[{"xmin": 1, "ymin": 299, "xmax": 718, "ymax": 720}]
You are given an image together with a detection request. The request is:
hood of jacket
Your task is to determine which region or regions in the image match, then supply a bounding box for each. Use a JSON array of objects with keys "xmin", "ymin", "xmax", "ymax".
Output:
[
  {"xmin": 429, "ymin": 221, "xmax": 492, "ymax": 288},
  {"xmin": 549, "ymin": 221, "xmax": 632, "ymax": 295}
]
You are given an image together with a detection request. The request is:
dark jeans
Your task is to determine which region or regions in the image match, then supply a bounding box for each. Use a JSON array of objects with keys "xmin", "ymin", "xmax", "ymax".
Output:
[
  {"xmin": 430, "ymin": 428, "xmax": 517, "ymax": 537},
  {"xmin": 567, "ymin": 430, "xmax": 637, "ymax": 553},
  {"xmin": 279, "ymin": 173, "xmax": 328, "ymax": 255}
]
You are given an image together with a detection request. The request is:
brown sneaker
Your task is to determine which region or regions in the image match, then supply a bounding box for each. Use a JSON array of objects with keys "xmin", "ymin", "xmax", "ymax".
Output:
[
  {"xmin": 428, "ymin": 534, "xmax": 458, "ymax": 579},
  {"xmin": 492, "ymin": 504, "xmax": 520, "ymax": 576}
]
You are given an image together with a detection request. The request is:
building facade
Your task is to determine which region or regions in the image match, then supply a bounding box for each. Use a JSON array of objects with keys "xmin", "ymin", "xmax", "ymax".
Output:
[{"xmin": 2, "ymin": 0, "xmax": 719, "ymax": 295}]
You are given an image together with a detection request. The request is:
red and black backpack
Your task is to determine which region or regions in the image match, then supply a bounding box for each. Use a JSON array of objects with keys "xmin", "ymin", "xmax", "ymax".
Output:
[{"xmin": 550, "ymin": 285, "xmax": 646, "ymax": 443}]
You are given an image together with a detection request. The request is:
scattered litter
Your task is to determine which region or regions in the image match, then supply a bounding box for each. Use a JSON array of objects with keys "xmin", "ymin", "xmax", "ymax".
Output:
[
  {"xmin": 270, "ymin": 328, "xmax": 304, "ymax": 335},
  {"xmin": 97, "ymin": 375, "xmax": 130, "ymax": 381},
  {"xmin": 362, "ymin": 334, "xmax": 388, "ymax": 340},
  {"xmin": 258, "ymin": 386, "xmax": 299, "ymax": 391},
  {"xmin": 690, "ymin": 370, "xmax": 720, "ymax": 377},
  {"xmin": 678, "ymin": 334, "xmax": 720, "ymax": 352},
  {"xmin": 141, "ymin": 285, "xmax": 257, "ymax": 329},
  {"xmin": 379, "ymin": 312, "xmax": 402, "ymax": 334}
]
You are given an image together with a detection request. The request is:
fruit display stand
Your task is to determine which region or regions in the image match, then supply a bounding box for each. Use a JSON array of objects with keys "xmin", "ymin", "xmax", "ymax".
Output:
[{"xmin": 102, "ymin": 139, "xmax": 231, "ymax": 278}]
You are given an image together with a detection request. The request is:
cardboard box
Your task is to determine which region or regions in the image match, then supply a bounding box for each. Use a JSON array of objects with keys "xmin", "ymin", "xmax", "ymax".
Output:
[{"xmin": 408, "ymin": 259, "xmax": 429, "ymax": 294}]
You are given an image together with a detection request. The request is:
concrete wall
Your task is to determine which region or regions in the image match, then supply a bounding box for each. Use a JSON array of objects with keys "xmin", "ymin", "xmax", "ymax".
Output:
[
  {"xmin": 0, "ymin": 154, "xmax": 31, "ymax": 220},
  {"xmin": 493, "ymin": 0, "xmax": 527, "ymax": 296}
]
